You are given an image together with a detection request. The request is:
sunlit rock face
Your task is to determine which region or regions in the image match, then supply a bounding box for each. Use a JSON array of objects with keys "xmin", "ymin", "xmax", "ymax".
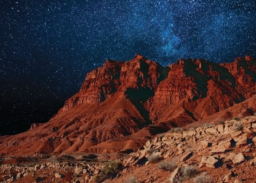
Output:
[{"xmin": 0, "ymin": 55, "xmax": 256, "ymax": 156}]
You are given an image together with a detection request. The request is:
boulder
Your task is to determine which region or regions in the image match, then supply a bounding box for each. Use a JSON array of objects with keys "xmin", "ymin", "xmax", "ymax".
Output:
[
  {"xmin": 74, "ymin": 166, "xmax": 83, "ymax": 175},
  {"xmin": 205, "ymin": 156, "xmax": 219, "ymax": 168},
  {"xmin": 206, "ymin": 128, "xmax": 219, "ymax": 135},
  {"xmin": 211, "ymin": 145, "xmax": 226, "ymax": 153},
  {"xmin": 200, "ymin": 155, "xmax": 223, "ymax": 168},
  {"xmin": 232, "ymin": 153, "xmax": 245, "ymax": 164},
  {"xmin": 218, "ymin": 139, "xmax": 232, "ymax": 149}
]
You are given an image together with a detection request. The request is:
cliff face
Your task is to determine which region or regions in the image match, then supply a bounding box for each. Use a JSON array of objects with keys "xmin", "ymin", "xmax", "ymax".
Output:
[
  {"xmin": 62, "ymin": 55, "xmax": 164, "ymax": 110},
  {"xmin": 0, "ymin": 55, "xmax": 256, "ymax": 156}
]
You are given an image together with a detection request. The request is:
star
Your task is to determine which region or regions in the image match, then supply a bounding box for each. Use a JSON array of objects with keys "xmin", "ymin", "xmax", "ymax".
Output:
[{"xmin": 0, "ymin": 0, "xmax": 255, "ymax": 135}]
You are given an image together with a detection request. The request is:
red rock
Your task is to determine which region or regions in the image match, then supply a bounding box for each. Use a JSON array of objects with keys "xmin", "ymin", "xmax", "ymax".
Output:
[{"xmin": 0, "ymin": 55, "xmax": 256, "ymax": 156}]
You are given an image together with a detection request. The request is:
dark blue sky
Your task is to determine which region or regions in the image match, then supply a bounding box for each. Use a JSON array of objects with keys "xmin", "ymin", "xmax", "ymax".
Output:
[{"xmin": 0, "ymin": 0, "xmax": 256, "ymax": 135}]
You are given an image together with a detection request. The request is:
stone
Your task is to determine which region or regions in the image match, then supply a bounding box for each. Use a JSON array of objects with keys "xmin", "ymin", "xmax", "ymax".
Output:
[
  {"xmin": 231, "ymin": 131, "xmax": 243, "ymax": 139},
  {"xmin": 216, "ymin": 124, "xmax": 224, "ymax": 134},
  {"xmin": 74, "ymin": 166, "xmax": 83, "ymax": 175},
  {"xmin": 145, "ymin": 140, "xmax": 151, "ymax": 147},
  {"xmin": 199, "ymin": 156, "xmax": 208, "ymax": 168},
  {"xmin": 236, "ymin": 136, "xmax": 248, "ymax": 147},
  {"xmin": 200, "ymin": 141, "xmax": 210, "ymax": 148},
  {"xmin": 177, "ymin": 144, "xmax": 184, "ymax": 154},
  {"xmin": 205, "ymin": 156, "xmax": 221, "ymax": 168},
  {"xmin": 183, "ymin": 130, "xmax": 196, "ymax": 138},
  {"xmin": 252, "ymin": 137, "xmax": 256, "ymax": 145},
  {"xmin": 94, "ymin": 169, "xmax": 100, "ymax": 174},
  {"xmin": 83, "ymin": 169, "xmax": 88, "ymax": 174},
  {"xmin": 23, "ymin": 172, "xmax": 29, "ymax": 177},
  {"xmin": 16, "ymin": 173, "xmax": 22, "ymax": 179},
  {"xmin": 173, "ymin": 132, "xmax": 183, "ymax": 138},
  {"xmin": 223, "ymin": 171, "xmax": 234, "ymax": 182},
  {"xmin": 233, "ymin": 180, "xmax": 242, "ymax": 183},
  {"xmin": 34, "ymin": 164, "xmax": 40, "ymax": 171},
  {"xmin": 218, "ymin": 139, "xmax": 232, "ymax": 149},
  {"xmin": 241, "ymin": 146, "xmax": 251, "ymax": 153},
  {"xmin": 243, "ymin": 128, "xmax": 254, "ymax": 137},
  {"xmin": 169, "ymin": 167, "xmax": 183, "ymax": 183},
  {"xmin": 224, "ymin": 152, "xmax": 236, "ymax": 162},
  {"xmin": 162, "ymin": 136, "xmax": 168, "ymax": 141},
  {"xmin": 55, "ymin": 173, "xmax": 64, "ymax": 178},
  {"xmin": 211, "ymin": 145, "xmax": 226, "ymax": 153},
  {"xmin": 224, "ymin": 124, "xmax": 230, "ymax": 134},
  {"xmin": 206, "ymin": 128, "xmax": 219, "ymax": 135},
  {"xmin": 232, "ymin": 153, "xmax": 245, "ymax": 164},
  {"xmin": 138, "ymin": 149, "xmax": 147, "ymax": 159}
]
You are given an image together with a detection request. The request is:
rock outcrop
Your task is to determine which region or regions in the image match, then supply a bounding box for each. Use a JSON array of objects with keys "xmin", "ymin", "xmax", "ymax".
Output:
[{"xmin": 0, "ymin": 55, "xmax": 255, "ymax": 156}]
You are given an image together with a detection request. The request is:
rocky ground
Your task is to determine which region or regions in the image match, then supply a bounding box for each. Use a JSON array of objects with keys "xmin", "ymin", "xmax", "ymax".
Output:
[{"xmin": 1, "ymin": 115, "xmax": 256, "ymax": 183}]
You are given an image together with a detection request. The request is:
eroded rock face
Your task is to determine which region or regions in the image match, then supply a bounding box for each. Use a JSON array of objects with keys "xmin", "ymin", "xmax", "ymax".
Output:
[
  {"xmin": 62, "ymin": 55, "xmax": 165, "ymax": 110},
  {"xmin": 0, "ymin": 55, "xmax": 256, "ymax": 156}
]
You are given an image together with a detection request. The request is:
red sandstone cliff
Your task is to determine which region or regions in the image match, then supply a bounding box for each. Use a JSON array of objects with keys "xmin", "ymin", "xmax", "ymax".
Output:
[{"xmin": 0, "ymin": 55, "xmax": 255, "ymax": 156}]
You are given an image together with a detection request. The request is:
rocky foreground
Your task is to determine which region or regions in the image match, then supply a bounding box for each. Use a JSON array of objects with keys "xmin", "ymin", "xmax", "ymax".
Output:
[{"xmin": 1, "ymin": 115, "xmax": 256, "ymax": 183}]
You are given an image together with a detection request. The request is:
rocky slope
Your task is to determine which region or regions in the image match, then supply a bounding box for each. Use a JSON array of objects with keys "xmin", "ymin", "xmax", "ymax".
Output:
[
  {"xmin": 0, "ymin": 55, "xmax": 256, "ymax": 156},
  {"xmin": 1, "ymin": 115, "xmax": 256, "ymax": 183}
]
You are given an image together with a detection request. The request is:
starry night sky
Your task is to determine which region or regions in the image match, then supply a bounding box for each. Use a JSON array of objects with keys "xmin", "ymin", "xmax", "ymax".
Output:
[{"xmin": 0, "ymin": 0, "xmax": 256, "ymax": 135}]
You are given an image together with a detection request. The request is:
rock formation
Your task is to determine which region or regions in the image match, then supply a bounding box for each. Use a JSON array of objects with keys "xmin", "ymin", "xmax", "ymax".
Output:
[{"xmin": 0, "ymin": 55, "xmax": 255, "ymax": 156}]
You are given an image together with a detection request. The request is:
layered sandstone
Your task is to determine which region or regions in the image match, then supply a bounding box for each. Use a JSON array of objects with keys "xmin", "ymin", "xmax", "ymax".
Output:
[{"xmin": 0, "ymin": 55, "xmax": 255, "ymax": 156}]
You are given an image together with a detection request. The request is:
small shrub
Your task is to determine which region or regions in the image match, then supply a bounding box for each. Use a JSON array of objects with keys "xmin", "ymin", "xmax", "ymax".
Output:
[
  {"xmin": 158, "ymin": 157, "xmax": 178, "ymax": 171},
  {"xmin": 170, "ymin": 127, "xmax": 183, "ymax": 133},
  {"xmin": 232, "ymin": 121, "xmax": 243, "ymax": 131},
  {"xmin": 125, "ymin": 176, "xmax": 140, "ymax": 183},
  {"xmin": 218, "ymin": 120, "xmax": 224, "ymax": 125},
  {"xmin": 158, "ymin": 133, "xmax": 165, "ymax": 138},
  {"xmin": 193, "ymin": 172, "xmax": 212, "ymax": 183},
  {"xmin": 183, "ymin": 166, "xmax": 198, "ymax": 178},
  {"xmin": 147, "ymin": 148, "xmax": 155, "ymax": 155},
  {"xmin": 93, "ymin": 161, "xmax": 123, "ymax": 183},
  {"xmin": 147, "ymin": 154, "xmax": 161, "ymax": 163},
  {"xmin": 203, "ymin": 123, "xmax": 213, "ymax": 128},
  {"xmin": 234, "ymin": 117, "xmax": 240, "ymax": 121}
]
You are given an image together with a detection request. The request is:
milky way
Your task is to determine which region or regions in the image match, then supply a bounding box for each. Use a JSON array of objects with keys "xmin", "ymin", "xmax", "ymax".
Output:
[{"xmin": 0, "ymin": 0, "xmax": 256, "ymax": 135}]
